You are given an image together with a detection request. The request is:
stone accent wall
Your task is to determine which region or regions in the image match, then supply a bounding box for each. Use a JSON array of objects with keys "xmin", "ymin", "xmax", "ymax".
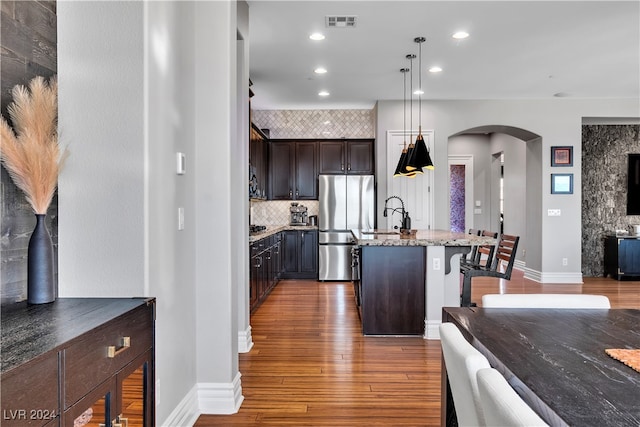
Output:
[
  {"xmin": 1, "ymin": 0, "xmax": 58, "ymax": 304},
  {"xmin": 252, "ymin": 109, "xmax": 374, "ymax": 139},
  {"xmin": 582, "ymin": 124, "xmax": 640, "ymax": 277},
  {"xmin": 450, "ymin": 164, "xmax": 465, "ymax": 233}
]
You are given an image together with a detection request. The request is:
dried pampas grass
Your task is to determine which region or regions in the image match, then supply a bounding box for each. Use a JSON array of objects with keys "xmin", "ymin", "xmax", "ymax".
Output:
[{"xmin": 0, "ymin": 76, "xmax": 67, "ymax": 214}]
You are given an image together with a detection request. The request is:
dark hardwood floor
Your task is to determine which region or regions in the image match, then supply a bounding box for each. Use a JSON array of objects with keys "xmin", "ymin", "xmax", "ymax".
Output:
[{"xmin": 195, "ymin": 271, "xmax": 640, "ymax": 426}]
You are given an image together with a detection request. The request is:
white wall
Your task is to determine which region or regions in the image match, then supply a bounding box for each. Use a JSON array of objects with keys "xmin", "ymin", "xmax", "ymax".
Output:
[
  {"xmin": 58, "ymin": 1, "xmax": 145, "ymax": 296},
  {"xmin": 376, "ymin": 98, "xmax": 639, "ymax": 282},
  {"xmin": 491, "ymin": 133, "xmax": 527, "ymax": 262},
  {"xmin": 58, "ymin": 1, "xmax": 244, "ymax": 424}
]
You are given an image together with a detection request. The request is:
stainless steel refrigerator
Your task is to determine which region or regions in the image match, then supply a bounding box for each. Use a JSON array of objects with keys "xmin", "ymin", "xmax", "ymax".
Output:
[{"xmin": 318, "ymin": 175, "xmax": 375, "ymax": 281}]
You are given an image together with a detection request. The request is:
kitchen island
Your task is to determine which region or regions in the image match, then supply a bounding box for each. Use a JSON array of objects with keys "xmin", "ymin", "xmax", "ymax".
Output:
[{"xmin": 351, "ymin": 229, "xmax": 496, "ymax": 338}]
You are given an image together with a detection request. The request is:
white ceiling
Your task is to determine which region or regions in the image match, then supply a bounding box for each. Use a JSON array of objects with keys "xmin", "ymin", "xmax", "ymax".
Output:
[{"xmin": 247, "ymin": 1, "xmax": 640, "ymax": 110}]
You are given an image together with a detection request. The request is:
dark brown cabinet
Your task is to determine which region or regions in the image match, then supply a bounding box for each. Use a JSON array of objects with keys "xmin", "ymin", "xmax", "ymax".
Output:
[
  {"xmin": 269, "ymin": 141, "xmax": 318, "ymax": 200},
  {"xmin": 604, "ymin": 235, "xmax": 640, "ymax": 279},
  {"xmin": 359, "ymin": 246, "xmax": 425, "ymax": 335},
  {"xmin": 318, "ymin": 139, "xmax": 374, "ymax": 175},
  {"xmin": 1, "ymin": 298, "xmax": 155, "ymax": 427},
  {"xmin": 250, "ymin": 233, "xmax": 282, "ymax": 311},
  {"xmin": 281, "ymin": 229, "xmax": 318, "ymax": 279},
  {"xmin": 249, "ymin": 124, "xmax": 268, "ymax": 199}
]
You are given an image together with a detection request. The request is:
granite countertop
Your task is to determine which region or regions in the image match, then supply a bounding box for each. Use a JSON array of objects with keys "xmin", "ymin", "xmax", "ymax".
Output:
[
  {"xmin": 351, "ymin": 229, "xmax": 497, "ymax": 247},
  {"xmin": 249, "ymin": 224, "xmax": 318, "ymax": 242}
]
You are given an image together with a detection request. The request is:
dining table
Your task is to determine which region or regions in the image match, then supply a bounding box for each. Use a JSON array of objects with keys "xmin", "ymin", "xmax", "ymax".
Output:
[{"xmin": 441, "ymin": 307, "xmax": 640, "ymax": 427}]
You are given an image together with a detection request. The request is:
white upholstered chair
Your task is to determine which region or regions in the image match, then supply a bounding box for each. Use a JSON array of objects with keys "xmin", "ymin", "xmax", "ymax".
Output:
[
  {"xmin": 481, "ymin": 294, "xmax": 611, "ymax": 309},
  {"xmin": 439, "ymin": 322, "xmax": 490, "ymax": 426},
  {"xmin": 477, "ymin": 368, "xmax": 549, "ymax": 427}
]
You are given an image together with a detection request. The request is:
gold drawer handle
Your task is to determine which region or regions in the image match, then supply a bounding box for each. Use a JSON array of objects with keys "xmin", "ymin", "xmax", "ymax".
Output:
[{"xmin": 107, "ymin": 337, "xmax": 131, "ymax": 358}]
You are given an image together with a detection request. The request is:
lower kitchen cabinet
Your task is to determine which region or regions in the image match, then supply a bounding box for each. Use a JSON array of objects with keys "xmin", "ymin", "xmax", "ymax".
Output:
[
  {"xmin": 1, "ymin": 298, "xmax": 155, "ymax": 427},
  {"xmin": 250, "ymin": 233, "xmax": 282, "ymax": 311},
  {"xmin": 604, "ymin": 235, "xmax": 640, "ymax": 279},
  {"xmin": 281, "ymin": 229, "xmax": 318, "ymax": 279}
]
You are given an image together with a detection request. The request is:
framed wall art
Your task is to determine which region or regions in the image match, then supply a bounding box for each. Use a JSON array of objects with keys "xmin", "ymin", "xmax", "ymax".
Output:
[
  {"xmin": 551, "ymin": 146, "xmax": 573, "ymax": 167},
  {"xmin": 551, "ymin": 173, "xmax": 573, "ymax": 194}
]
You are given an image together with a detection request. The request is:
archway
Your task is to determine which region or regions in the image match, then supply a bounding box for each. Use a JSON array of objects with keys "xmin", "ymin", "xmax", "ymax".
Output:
[{"xmin": 447, "ymin": 125, "xmax": 542, "ymax": 275}]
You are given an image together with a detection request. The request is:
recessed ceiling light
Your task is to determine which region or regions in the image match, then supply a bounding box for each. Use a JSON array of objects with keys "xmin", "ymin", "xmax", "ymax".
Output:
[
  {"xmin": 452, "ymin": 31, "xmax": 469, "ymax": 39},
  {"xmin": 413, "ymin": 89, "xmax": 424, "ymax": 95},
  {"xmin": 429, "ymin": 66, "xmax": 443, "ymax": 73},
  {"xmin": 314, "ymin": 67, "xmax": 327, "ymax": 74},
  {"xmin": 309, "ymin": 33, "xmax": 325, "ymax": 41},
  {"xmin": 318, "ymin": 91, "xmax": 330, "ymax": 97}
]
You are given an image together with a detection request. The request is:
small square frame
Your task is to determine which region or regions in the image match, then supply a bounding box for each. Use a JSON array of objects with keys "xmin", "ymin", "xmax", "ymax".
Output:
[
  {"xmin": 551, "ymin": 173, "xmax": 573, "ymax": 194},
  {"xmin": 551, "ymin": 146, "xmax": 573, "ymax": 167}
]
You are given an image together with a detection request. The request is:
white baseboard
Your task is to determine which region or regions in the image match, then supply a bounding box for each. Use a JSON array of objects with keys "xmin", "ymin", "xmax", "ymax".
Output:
[
  {"xmin": 198, "ymin": 372, "xmax": 244, "ymax": 414},
  {"xmin": 238, "ymin": 325, "xmax": 254, "ymax": 353},
  {"xmin": 160, "ymin": 373, "xmax": 244, "ymax": 426},
  {"xmin": 524, "ymin": 267, "xmax": 583, "ymax": 284},
  {"xmin": 514, "ymin": 259, "xmax": 526, "ymax": 271},
  {"xmin": 539, "ymin": 272, "xmax": 584, "ymax": 284},
  {"xmin": 160, "ymin": 385, "xmax": 200, "ymax": 427},
  {"xmin": 424, "ymin": 320, "xmax": 441, "ymax": 340}
]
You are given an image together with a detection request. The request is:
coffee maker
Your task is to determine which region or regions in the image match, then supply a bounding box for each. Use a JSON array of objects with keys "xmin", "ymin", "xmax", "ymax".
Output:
[{"xmin": 290, "ymin": 202, "xmax": 308, "ymax": 225}]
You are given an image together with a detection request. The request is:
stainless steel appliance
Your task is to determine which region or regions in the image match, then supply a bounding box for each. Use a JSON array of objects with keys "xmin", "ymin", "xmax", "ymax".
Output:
[
  {"xmin": 290, "ymin": 202, "xmax": 308, "ymax": 225},
  {"xmin": 318, "ymin": 175, "xmax": 374, "ymax": 280}
]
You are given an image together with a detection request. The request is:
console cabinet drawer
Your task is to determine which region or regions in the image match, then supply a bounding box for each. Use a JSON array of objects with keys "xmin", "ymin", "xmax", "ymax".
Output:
[{"xmin": 63, "ymin": 304, "xmax": 153, "ymax": 409}]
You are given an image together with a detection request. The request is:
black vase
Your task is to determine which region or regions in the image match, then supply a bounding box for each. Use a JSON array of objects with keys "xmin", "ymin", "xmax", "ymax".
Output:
[{"xmin": 27, "ymin": 214, "xmax": 55, "ymax": 304}]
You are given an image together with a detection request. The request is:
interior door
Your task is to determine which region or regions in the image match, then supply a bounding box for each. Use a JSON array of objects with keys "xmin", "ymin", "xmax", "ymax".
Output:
[{"xmin": 385, "ymin": 130, "xmax": 434, "ymax": 230}]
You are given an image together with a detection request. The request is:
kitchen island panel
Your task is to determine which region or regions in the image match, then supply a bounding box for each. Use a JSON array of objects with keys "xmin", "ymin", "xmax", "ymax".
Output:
[{"xmin": 360, "ymin": 246, "xmax": 426, "ymax": 335}]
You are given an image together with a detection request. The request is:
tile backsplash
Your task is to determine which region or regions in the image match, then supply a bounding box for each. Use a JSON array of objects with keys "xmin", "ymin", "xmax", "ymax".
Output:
[
  {"xmin": 250, "ymin": 200, "xmax": 319, "ymax": 225},
  {"xmin": 252, "ymin": 109, "xmax": 374, "ymax": 139}
]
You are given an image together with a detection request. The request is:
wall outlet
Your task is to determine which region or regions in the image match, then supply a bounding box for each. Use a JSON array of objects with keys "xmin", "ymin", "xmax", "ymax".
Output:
[
  {"xmin": 433, "ymin": 258, "xmax": 441, "ymax": 271},
  {"xmin": 562, "ymin": 258, "xmax": 568, "ymax": 266}
]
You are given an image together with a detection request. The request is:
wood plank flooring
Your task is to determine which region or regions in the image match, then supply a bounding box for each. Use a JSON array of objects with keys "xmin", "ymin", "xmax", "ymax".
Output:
[{"xmin": 195, "ymin": 271, "xmax": 640, "ymax": 426}]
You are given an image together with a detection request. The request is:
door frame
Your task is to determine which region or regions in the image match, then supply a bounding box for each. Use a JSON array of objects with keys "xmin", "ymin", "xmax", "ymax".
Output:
[
  {"xmin": 386, "ymin": 130, "xmax": 434, "ymax": 230},
  {"xmin": 448, "ymin": 154, "xmax": 474, "ymax": 232}
]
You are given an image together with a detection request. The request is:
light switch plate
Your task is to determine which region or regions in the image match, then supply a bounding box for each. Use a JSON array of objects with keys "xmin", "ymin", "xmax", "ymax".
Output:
[{"xmin": 176, "ymin": 152, "xmax": 186, "ymax": 175}]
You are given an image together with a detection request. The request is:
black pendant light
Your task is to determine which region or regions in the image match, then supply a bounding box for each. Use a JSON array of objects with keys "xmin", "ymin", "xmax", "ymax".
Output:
[
  {"xmin": 405, "ymin": 53, "xmax": 422, "ymax": 177},
  {"xmin": 393, "ymin": 68, "xmax": 410, "ymax": 177},
  {"xmin": 406, "ymin": 36, "xmax": 434, "ymax": 171}
]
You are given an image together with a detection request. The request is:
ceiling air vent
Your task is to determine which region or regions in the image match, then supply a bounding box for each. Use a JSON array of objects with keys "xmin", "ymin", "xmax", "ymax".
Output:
[{"xmin": 325, "ymin": 15, "xmax": 357, "ymax": 28}]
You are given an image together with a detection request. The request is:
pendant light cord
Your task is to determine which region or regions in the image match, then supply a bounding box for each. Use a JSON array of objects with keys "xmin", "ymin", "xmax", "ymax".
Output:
[{"xmin": 402, "ymin": 68, "xmax": 408, "ymax": 148}]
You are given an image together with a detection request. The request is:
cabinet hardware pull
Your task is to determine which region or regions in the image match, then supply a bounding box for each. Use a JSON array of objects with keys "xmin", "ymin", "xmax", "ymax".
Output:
[
  {"xmin": 115, "ymin": 415, "xmax": 129, "ymax": 427},
  {"xmin": 348, "ymin": 163, "xmax": 351, "ymax": 171},
  {"xmin": 107, "ymin": 336, "xmax": 131, "ymax": 358},
  {"xmin": 289, "ymin": 190, "xmax": 293, "ymax": 197}
]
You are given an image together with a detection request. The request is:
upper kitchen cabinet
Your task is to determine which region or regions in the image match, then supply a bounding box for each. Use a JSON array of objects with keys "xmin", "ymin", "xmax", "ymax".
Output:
[
  {"xmin": 319, "ymin": 139, "xmax": 374, "ymax": 175},
  {"xmin": 269, "ymin": 140, "xmax": 317, "ymax": 200},
  {"xmin": 249, "ymin": 124, "xmax": 269, "ymax": 199}
]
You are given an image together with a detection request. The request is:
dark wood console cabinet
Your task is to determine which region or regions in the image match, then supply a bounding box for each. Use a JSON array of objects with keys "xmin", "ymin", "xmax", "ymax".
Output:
[
  {"xmin": 604, "ymin": 235, "xmax": 640, "ymax": 279},
  {"xmin": 1, "ymin": 298, "xmax": 155, "ymax": 427}
]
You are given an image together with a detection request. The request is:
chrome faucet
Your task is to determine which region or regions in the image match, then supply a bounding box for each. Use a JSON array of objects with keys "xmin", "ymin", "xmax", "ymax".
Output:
[{"xmin": 383, "ymin": 196, "xmax": 411, "ymax": 232}]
